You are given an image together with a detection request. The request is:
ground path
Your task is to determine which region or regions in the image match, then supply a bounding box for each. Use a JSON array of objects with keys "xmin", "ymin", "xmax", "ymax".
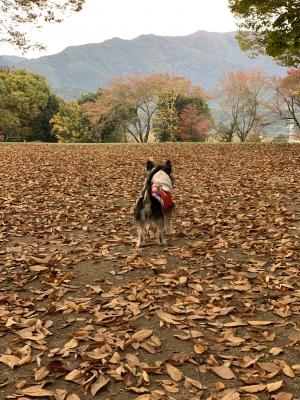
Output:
[{"xmin": 0, "ymin": 143, "xmax": 299, "ymax": 399}]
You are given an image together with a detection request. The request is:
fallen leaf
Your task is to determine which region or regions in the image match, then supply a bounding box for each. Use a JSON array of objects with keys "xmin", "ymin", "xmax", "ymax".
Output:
[
  {"xmin": 90, "ymin": 375, "xmax": 109, "ymax": 397},
  {"xmin": 165, "ymin": 363, "xmax": 182, "ymax": 382},
  {"xmin": 212, "ymin": 365, "xmax": 236, "ymax": 380},
  {"xmin": 19, "ymin": 385, "xmax": 54, "ymax": 397},
  {"xmin": 240, "ymin": 384, "xmax": 266, "ymax": 393},
  {"xmin": 267, "ymin": 381, "xmax": 283, "ymax": 393}
]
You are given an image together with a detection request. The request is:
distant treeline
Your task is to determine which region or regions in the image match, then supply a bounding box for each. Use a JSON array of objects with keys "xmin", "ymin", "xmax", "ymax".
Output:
[{"xmin": 0, "ymin": 68, "xmax": 299, "ymax": 143}]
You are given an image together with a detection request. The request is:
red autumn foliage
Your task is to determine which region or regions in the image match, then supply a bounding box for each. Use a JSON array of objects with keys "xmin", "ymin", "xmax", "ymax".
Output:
[{"xmin": 178, "ymin": 104, "xmax": 212, "ymax": 141}]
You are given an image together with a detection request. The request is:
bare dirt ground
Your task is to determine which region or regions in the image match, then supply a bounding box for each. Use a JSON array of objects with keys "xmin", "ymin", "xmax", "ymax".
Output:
[{"xmin": 0, "ymin": 143, "xmax": 299, "ymax": 400}]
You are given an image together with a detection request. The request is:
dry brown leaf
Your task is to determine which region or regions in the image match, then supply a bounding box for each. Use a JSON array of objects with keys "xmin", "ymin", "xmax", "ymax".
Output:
[
  {"xmin": 156, "ymin": 310, "xmax": 182, "ymax": 325},
  {"xmin": 128, "ymin": 387, "xmax": 149, "ymax": 394},
  {"xmin": 19, "ymin": 385, "xmax": 54, "ymax": 397},
  {"xmin": 54, "ymin": 389, "xmax": 67, "ymax": 400},
  {"xmin": 65, "ymin": 369, "xmax": 82, "ymax": 382},
  {"xmin": 184, "ymin": 376, "xmax": 204, "ymax": 390},
  {"xmin": 63, "ymin": 338, "xmax": 78, "ymax": 350},
  {"xmin": 267, "ymin": 381, "xmax": 283, "ymax": 393},
  {"xmin": 29, "ymin": 265, "xmax": 48, "ymax": 272},
  {"xmin": 271, "ymin": 393, "xmax": 293, "ymax": 400},
  {"xmin": 212, "ymin": 365, "xmax": 236, "ymax": 380},
  {"xmin": 16, "ymin": 379, "xmax": 27, "ymax": 389},
  {"xmin": 282, "ymin": 364, "xmax": 294, "ymax": 378},
  {"xmin": 90, "ymin": 375, "xmax": 109, "ymax": 397},
  {"xmin": 240, "ymin": 384, "xmax": 266, "ymax": 393},
  {"xmin": 248, "ymin": 320, "xmax": 274, "ymax": 326},
  {"xmin": 35, "ymin": 366, "xmax": 49, "ymax": 381},
  {"xmin": 220, "ymin": 390, "xmax": 240, "ymax": 400},
  {"xmin": 165, "ymin": 363, "xmax": 183, "ymax": 382},
  {"xmin": 194, "ymin": 343, "xmax": 207, "ymax": 354},
  {"xmin": 0, "ymin": 355, "xmax": 21, "ymax": 369},
  {"xmin": 131, "ymin": 329, "xmax": 153, "ymax": 342},
  {"xmin": 66, "ymin": 395, "xmax": 80, "ymax": 400},
  {"xmin": 269, "ymin": 347, "xmax": 284, "ymax": 356}
]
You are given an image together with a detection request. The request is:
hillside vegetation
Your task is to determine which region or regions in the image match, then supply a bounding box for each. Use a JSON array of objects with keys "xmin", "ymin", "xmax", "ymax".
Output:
[{"xmin": 0, "ymin": 31, "xmax": 285, "ymax": 99}]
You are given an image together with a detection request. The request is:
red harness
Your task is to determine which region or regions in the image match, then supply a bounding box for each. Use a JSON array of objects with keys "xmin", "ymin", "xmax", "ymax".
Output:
[{"xmin": 151, "ymin": 184, "xmax": 173, "ymax": 212}]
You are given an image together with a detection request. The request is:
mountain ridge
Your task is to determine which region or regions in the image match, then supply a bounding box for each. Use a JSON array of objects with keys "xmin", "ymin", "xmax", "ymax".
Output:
[{"xmin": 0, "ymin": 31, "xmax": 285, "ymax": 99}]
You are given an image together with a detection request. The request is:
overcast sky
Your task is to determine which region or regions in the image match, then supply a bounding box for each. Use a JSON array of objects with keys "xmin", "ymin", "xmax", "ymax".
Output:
[{"xmin": 0, "ymin": 0, "xmax": 237, "ymax": 58}]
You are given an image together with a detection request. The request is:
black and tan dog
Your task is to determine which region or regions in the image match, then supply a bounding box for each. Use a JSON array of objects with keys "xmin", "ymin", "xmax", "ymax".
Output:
[{"xmin": 134, "ymin": 160, "xmax": 175, "ymax": 247}]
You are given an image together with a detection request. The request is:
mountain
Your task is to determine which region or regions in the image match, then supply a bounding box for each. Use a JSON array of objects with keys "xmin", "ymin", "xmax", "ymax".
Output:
[
  {"xmin": 0, "ymin": 31, "xmax": 285, "ymax": 99},
  {"xmin": 0, "ymin": 55, "xmax": 26, "ymax": 67}
]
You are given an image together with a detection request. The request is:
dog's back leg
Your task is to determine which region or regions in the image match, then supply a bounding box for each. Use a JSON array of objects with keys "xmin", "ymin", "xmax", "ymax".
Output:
[
  {"xmin": 155, "ymin": 219, "xmax": 167, "ymax": 246},
  {"xmin": 165, "ymin": 205, "xmax": 175, "ymax": 235},
  {"xmin": 136, "ymin": 223, "xmax": 145, "ymax": 248}
]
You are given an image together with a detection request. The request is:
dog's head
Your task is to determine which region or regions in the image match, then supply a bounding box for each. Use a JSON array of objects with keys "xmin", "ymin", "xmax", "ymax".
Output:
[{"xmin": 146, "ymin": 159, "xmax": 174, "ymax": 183}]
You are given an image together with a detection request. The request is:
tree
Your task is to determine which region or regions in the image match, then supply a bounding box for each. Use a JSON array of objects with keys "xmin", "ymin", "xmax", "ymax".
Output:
[
  {"xmin": 31, "ymin": 94, "xmax": 62, "ymax": 141},
  {"xmin": 177, "ymin": 95, "xmax": 212, "ymax": 141},
  {"xmin": 229, "ymin": 0, "xmax": 300, "ymax": 66},
  {"xmin": 217, "ymin": 69, "xmax": 269, "ymax": 142},
  {"xmin": 0, "ymin": 68, "xmax": 50, "ymax": 140},
  {"xmin": 271, "ymin": 68, "xmax": 300, "ymax": 132},
  {"xmin": 0, "ymin": 0, "xmax": 85, "ymax": 51},
  {"xmin": 78, "ymin": 90, "xmax": 102, "ymax": 106},
  {"xmin": 50, "ymin": 101, "xmax": 93, "ymax": 142},
  {"xmin": 154, "ymin": 75, "xmax": 193, "ymax": 142},
  {"xmin": 84, "ymin": 74, "xmax": 170, "ymax": 143},
  {"xmin": 178, "ymin": 104, "xmax": 212, "ymax": 141},
  {"xmin": 84, "ymin": 98, "xmax": 125, "ymax": 143},
  {"xmin": 154, "ymin": 76, "xmax": 209, "ymax": 142},
  {"xmin": 216, "ymin": 122, "xmax": 236, "ymax": 142},
  {"xmin": 102, "ymin": 74, "xmax": 164, "ymax": 143}
]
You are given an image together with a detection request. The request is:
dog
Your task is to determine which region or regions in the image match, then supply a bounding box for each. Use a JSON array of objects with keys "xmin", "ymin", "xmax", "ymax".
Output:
[{"xmin": 134, "ymin": 159, "xmax": 175, "ymax": 247}]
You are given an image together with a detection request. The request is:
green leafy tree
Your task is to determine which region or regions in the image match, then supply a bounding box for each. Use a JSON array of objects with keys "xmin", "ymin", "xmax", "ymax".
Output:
[
  {"xmin": 155, "ymin": 90, "xmax": 211, "ymax": 142},
  {"xmin": 229, "ymin": 0, "xmax": 300, "ymax": 66},
  {"xmin": 216, "ymin": 122, "xmax": 236, "ymax": 142},
  {"xmin": 30, "ymin": 94, "xmax": 62, "ymax": 142},
  {"xmin": 154, "ymin": 77, "xmax": 209, "ymax": 142},
  {"xmin": 78, "ymin": 90, "xmax": 102, "ymax": 106},
  {"xmin": 51, "ymin": 102, "xmax": 93, "ymax": 143},
  {"xmin": 0, "ymin": 0, "xmax": 85, "ymax": 51},
  {"xmin": 0, "ymin": 68, "xmax": 50, "ymax": 141}
]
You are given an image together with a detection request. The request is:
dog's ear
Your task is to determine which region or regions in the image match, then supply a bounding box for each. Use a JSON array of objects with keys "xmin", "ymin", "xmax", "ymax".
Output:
[
  {"xmin": 146, "ymin": 160, "xmax": 154, "ymax": 171},
  {"xmin": 163, "ymin": 160, "xmax": 172, "ymax": 174}
]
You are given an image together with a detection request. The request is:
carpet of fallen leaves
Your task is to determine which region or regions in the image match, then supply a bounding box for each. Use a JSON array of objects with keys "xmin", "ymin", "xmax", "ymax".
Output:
[{"xmin": 0, "ymin": 143, "xmax": 299, "ymax": 400}]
